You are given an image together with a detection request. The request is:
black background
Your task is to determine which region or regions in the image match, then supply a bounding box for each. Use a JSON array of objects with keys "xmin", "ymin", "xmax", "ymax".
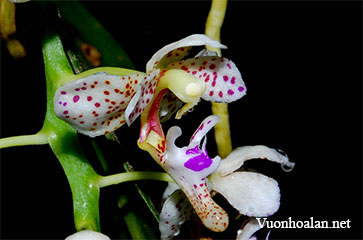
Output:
[{"xmin": 1, "ymin": 1, "xmax": 362, "ymax": 239}]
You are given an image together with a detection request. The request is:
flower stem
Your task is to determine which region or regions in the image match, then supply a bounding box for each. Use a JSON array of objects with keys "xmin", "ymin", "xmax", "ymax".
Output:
[
  {"xmin": 205, "ymin": 0, "xmax": 232, "ymax": 158},
  {"xmin": 98, "ymin": 171, "xmax": 174, "ymax": 188},
  {"xmin": 0, "ymin": 132, "xmax": 48, "ymax": 149}
]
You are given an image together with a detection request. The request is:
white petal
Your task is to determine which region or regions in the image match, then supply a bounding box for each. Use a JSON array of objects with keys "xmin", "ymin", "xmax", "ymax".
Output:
[
  {"xmin": 213, "ymin": 145, "xmax": 293, "ymax": 177},
  {"xmin": 125, "ymin": 69, "xmax": 160, "ymax": 126},
  {"xmin": 161, "ymin": 182, "xmax": 180, "ymax": 203},
  {"xmin": 167, "ymin": 56, "xmax": 246, "ymax": 103},
  {"xmin": 146, "ymin": 34, "xmax": 226, "ymax": 72},
  {"xmin": 54, "ymin": 72, "xmax": 144, "ymax": 137},
  {"xmin": 163, "ymin": 117, "xmax": 228, "ymax": 232},
  {"xmin": 65, "ymin": 230, "xmax": 110, "ymax": 240},
  {"xmin": 189, "ymin": 115, "xmax": 220, "ymax": 147},
  {"xmin": 212, "ymin": 171, "xmax": 280, "ymax": 217},
  {"xmin": 236, "ymin": 218, "xmax": 263, "ymax": 240},
  {"xmin": 159, "ymin": 189, "xmax": 193, "ymax": 240}
]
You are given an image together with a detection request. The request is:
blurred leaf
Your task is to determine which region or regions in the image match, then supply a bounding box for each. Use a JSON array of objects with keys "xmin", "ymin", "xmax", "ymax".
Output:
[
  {"xmin": 123, "ymin": 162, "xmax": 160, "ymax": 223},
  {"xmin": 57, "ymin": 0, "xmax": 135, "ymax": 69}
]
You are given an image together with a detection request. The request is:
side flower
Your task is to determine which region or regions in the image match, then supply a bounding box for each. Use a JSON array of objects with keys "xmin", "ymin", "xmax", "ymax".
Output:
[
  {"xmin": 159, "ymin": 126, "xmax": 295, "ymax": 239},
  {"xmin": 53, "ymin": 34, "xmax": 246, "ymax": 138}
]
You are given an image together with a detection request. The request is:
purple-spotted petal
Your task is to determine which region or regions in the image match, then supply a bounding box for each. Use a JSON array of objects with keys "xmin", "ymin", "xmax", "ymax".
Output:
[
  {"xmin": 159, "ymin": 189, "xmax": 193, "ymax": 240},
  {"xmin": 147, "ymin": 34, "xmax": 226, "ymax": 73},
  {"xmin": 212, "ymin": 171, "xmax": 280, "ymax": 217},
  {"xmin": 54, "ymin": 72, "xmax": 143, "ymax": 137},
  {"xmin": 213, "ymin": 145, "xmax": 294, "ymax": 177},
  {"xmin": 125, "ymin": 69, "xmax": 160, "ymax": 125},
  {"xmin": 166, "ymin": 56, "xmax": 246, "ymax": 103},
  {"xmin": 236, "ymin": 218, "xmax": 264, "ymax": 240},
  {"xmin": 164, "ymin": 116, "xmax": 228, "ymax": 232}
]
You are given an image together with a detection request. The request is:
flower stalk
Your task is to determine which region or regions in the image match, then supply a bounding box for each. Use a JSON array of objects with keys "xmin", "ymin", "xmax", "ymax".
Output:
[
  {"xmin": 98, "ymin": 171, "xmax": 173, "ymax": 188},
  {"xmin": 41, "ymin": 28, "xmax": 101, "ymax": 232},
  {"xmin": 205, "ymin": 0, "xmax": 232, "ymax": 158}
]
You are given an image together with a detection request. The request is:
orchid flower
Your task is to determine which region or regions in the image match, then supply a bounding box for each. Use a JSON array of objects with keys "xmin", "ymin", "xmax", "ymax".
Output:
[
  {"xmin": 53, "ymin": 35, "xmax": 246, "ymax": 233},
  {"xmin": 159, "ymin": 141, "xmax": 295, "ymax": 239},
  {"xmin": 54, "ymin": 34, "xmax": 246, "ymax": 138},
  {"xmin": 65, "ymin": 230, "xmax": 110, "ymax": 240}
]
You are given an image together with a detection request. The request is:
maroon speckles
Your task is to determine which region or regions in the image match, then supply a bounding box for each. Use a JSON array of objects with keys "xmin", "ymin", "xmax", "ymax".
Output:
[
  {"xmin": 87, "ymin": 96, "xmax": 93, "ymax": 101},
  {"xmin": 81, "ymin": 87, "xmax": 87, "ymax": 90},
  {"xmin": 231, "ymin": 76, "xmax": 236, "ymax": 84},
  {"xmin": 209, "ymin": 64, "xmax": 216, "ymax": 70},
  {"xmin": 75, "ymin": 88, "xmax": 80, "ymax": 91},
  {"xmin": 104, "ymin": 80, "xmax": 110, "ymax": 85},
  {"xmin": 73, "ymin": 95, "xmax": 80, "ymax": 103},
  {"xmin": 104, "ymin": 90, "xmax": 110, "ymax": 95},
  {"xmin": 228, "ymin": 89, "xmax": 234, "ymax": 95},
  {"xmin": 95, "ymin": 102, "xmax": 101, "ymax": 108},
  {"xmin": 63, "ymin": 102, "xmax": 67, "ymax": 106},
  {"xmin": 238, "ymin": 86, "xmax": 245, "ymax": 92},
  {"xmin": 63, "ymin": 110, "xmax": 68, "ymax": 114},
  {"xmin": 80, "ymin": 121, "xmax": 85, "ymax": 124},
  {"xmin": 181, "ymin": 66, "xmax": 188, "ymax": 71},
  {"xmin": 61, "ymin": 91, "xmax": 67, "ymax": 95},
  {"xmin": 212, "ymin": 75, "xmax": 217, "ymax": 87},
  {"xmin": 83, "ymin": 82, "xmax": 87, "ymax": 86},
  {"xmin": 205, "ymin": 75, "xmax": 210, "ymax": 82},
  {"xmin": 209, "ymin": 91, "xmax": 214, "ymax": 96},
  {"xmin": 226, "ymin": 63, "xmax": 231, "ymax": 69},
  {"xmin": 223, "ymin": 75, "xmax": 228, "ymax": 81},
  {"xmin": 219, "ymin": 91, "xmax": 223, "ymax": 98},
  {"xmin": 79, "ymin": 115, "xmax": 83, "ymax": 118}
]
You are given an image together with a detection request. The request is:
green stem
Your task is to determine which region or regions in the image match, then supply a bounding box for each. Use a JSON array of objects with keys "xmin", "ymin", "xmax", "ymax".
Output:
[
  {"xmin": 0, "ymin": 132, "xmax": 48, "ymax": 149},
  {"xmin": 98, "ymin": 171, "xmax": 174, "ymax": 188},
  {"xmin": 41, "ymin": 27, "xmax": 101, "ymax": 231}
]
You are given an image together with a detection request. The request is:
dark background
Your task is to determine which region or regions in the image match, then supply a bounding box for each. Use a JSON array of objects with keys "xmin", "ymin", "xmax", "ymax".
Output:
[{"xmin": 1, "ymin": 1, "xmax": 362, "ymax": 239}]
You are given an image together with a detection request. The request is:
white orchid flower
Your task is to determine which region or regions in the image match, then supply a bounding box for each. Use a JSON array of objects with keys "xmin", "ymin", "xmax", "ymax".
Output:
[
  {"xmin": 54, "ymin": 34, "xmax": 246, "ymax": 138},
  {"xmin": 159, "ymin": 141, "xmax": 295, "ymax": 239}
]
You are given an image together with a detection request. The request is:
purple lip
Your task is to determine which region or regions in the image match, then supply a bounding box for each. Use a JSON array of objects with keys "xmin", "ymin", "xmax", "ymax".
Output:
[{"xmin": 184, "ymin": 146, "xmax": 212, "ymax": 172}]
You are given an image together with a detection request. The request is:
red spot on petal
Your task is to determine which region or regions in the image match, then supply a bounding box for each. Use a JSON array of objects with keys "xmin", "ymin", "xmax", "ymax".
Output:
[
  {"xmin": 87, "ymin": 96, "xmax": 92, "ymax": 101},
  {"xmin": 238, "ymin": 86, "xmax": 245, "ymax": 92},
  {"xmin": 219, "ymin": 91, "xmax": 223, "ymax": 98},
  {"xmin": 209, "ymin": 64, "xmax": 216, "ymax": 70},
  {"xmin": 95, "ymin": 103, "xmax": 101, "ymax": 108},
  {"xmin": 228, "ymin": 89, "xmax": 234, "ymax": 95},
  {"xmin": 104, "ymin": 90, "xmax": 110, "ymax": 95},
  {"xmin": 61, "ymin": 91, "xmax": 66, "ymax": 95},
  {"xmin": 209, "ymin": 91, "xmax": 214, "ymax": 96},
  {"xmin": 223, "ymin": 75, "xmax": 228, "ymax": 81},
  {"xmin": 231, "ymin": 76, "xmax": 236, "ymax": 84},
  {"xmin": 63, "ymin": 110, "xmax": 68, "ymax": 114},
  {"xmin": 105, "ymin": 80, "xmax": 110, "ymax": 85},
  {"xmin": 181, "ymin": 66, "xmax": 188, "ymax": 71},
  {"xmin": 73, "ymin": 95, "xmax": 80, "ymax": 103}
]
